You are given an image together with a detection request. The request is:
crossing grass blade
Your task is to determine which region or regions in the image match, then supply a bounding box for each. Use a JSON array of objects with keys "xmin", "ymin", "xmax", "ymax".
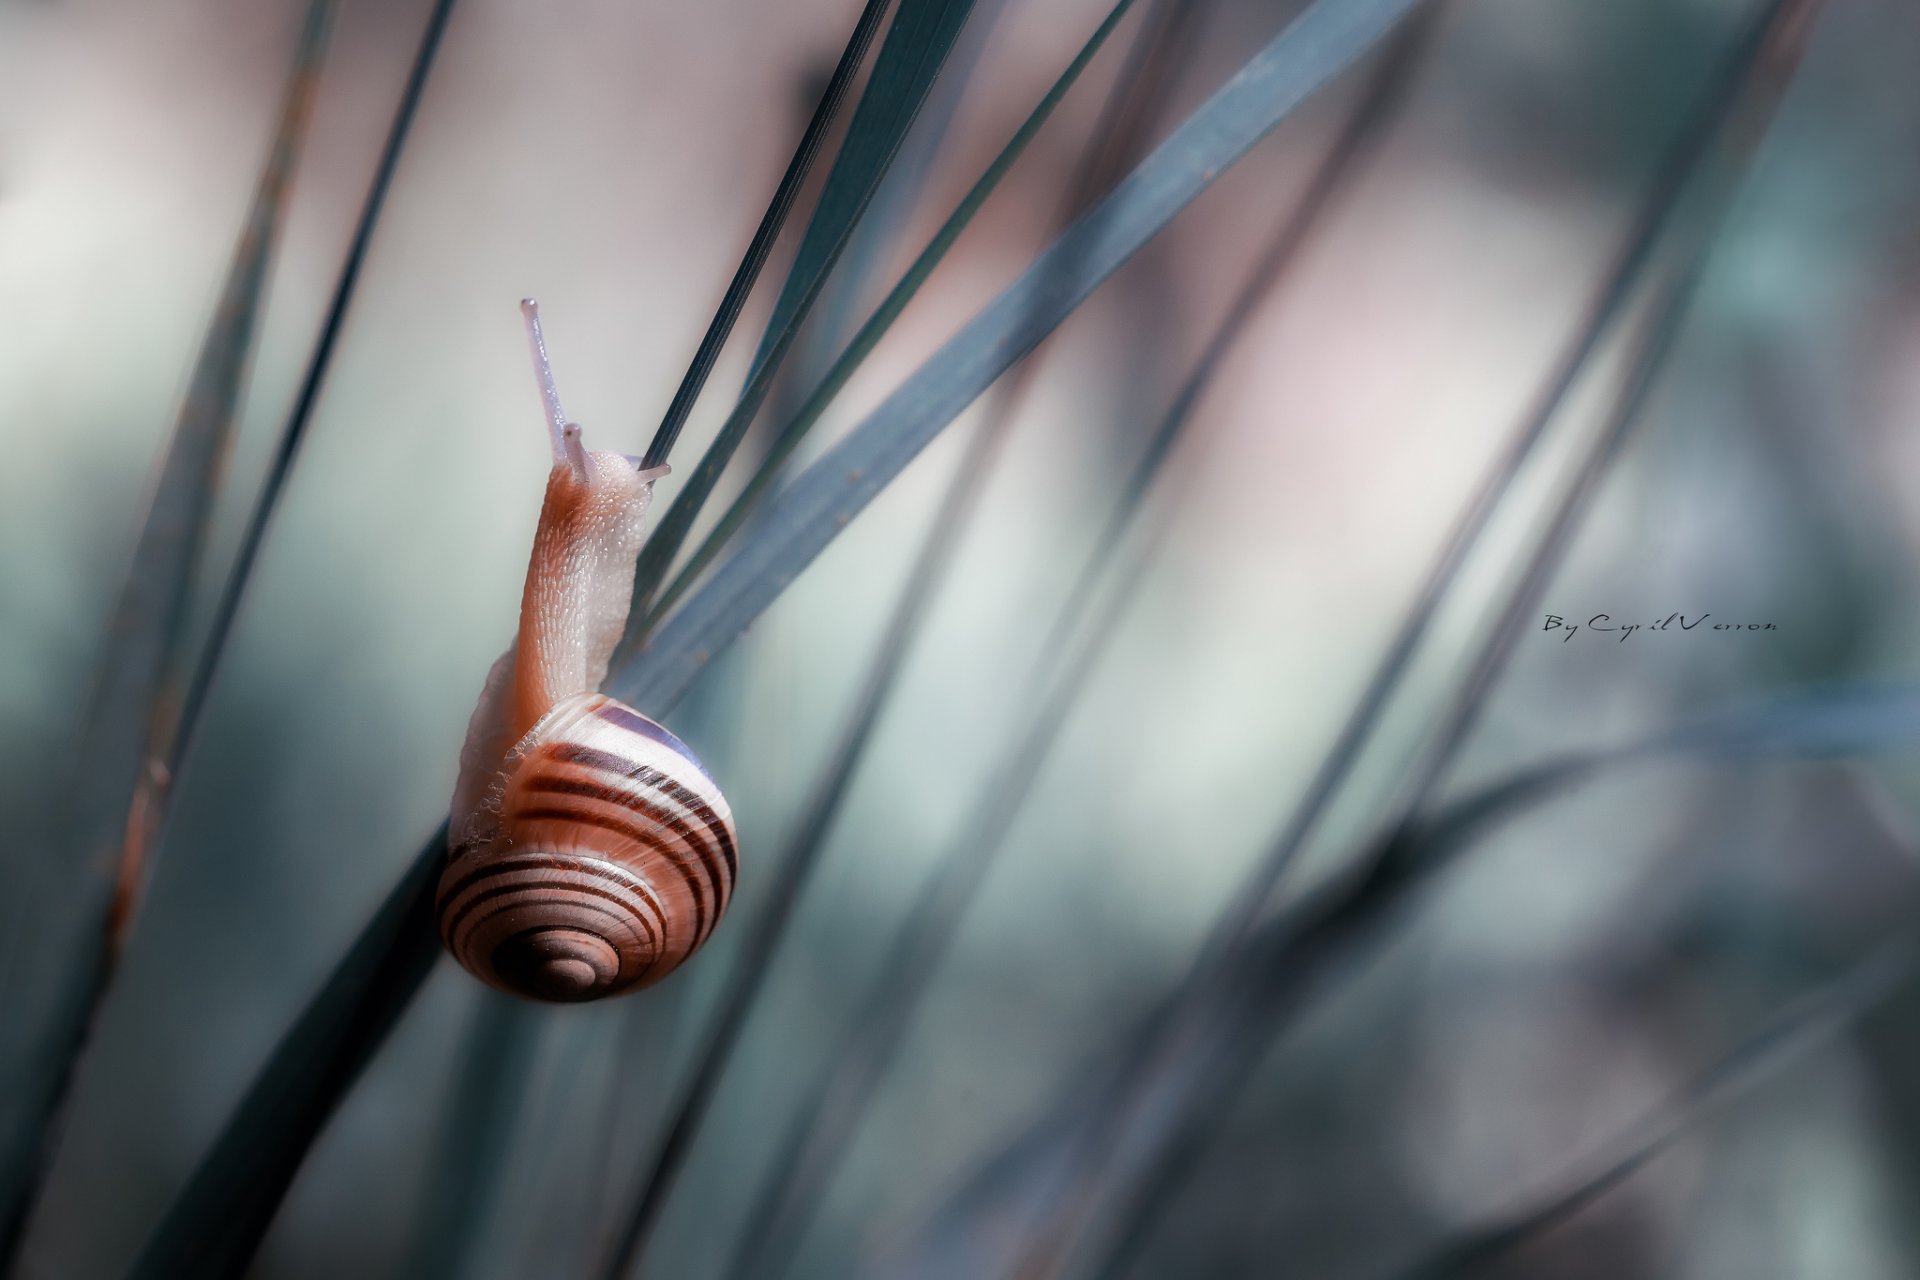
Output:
[
  {"xmin": 1381, "ymin": 932, "xmax": 1917, "ymax": 1280},
  {"xmin": 613, "ymin": 0, "xmax": 1432, "ymax": 715},
  {"xmin": 628, "ymin": 0, "xmax": 981, "ymax": 618},
  {"xmin": 0, "ymin": 2, "xmax": 335, "ymax": 1264},
  {"xmin": 632, "ymin": 0, "xmax": 1150, "ymax": 632},
  {"xmin": 403, "ymin": 994, "xmax": 543, "ymax": 1280},
  {"xmin": 128, "ymin": 828, "xmax": 443, "ymax": 1279},
  {"xmin": 778, "ymin": 0, "xmax": 1013, "ymax": 412},
  {"xmin": 717, "ymin": 17, "xmax": 1432, "ymax": 1277},
  {"xmin": 636, "ymin": 0, "xmax": 893, "ymax": 471},
  {"xmin": 877, "ymin": 682, "xmax": 1920, "ymax": 1279},
  {"xmin": 127, "ymin": 0, "xmax": 1433, "ymax": 1268}
]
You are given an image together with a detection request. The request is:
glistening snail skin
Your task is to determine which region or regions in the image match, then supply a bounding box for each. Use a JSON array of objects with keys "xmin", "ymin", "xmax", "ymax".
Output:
[{"xmin": 439, "ymin": 301, "xmax": 738, "ymax": 1003}]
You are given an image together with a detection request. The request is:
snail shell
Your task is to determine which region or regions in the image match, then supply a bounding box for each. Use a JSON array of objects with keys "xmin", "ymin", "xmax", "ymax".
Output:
[
  {"xmin": 439, "ymin": 301, "xmax": 738, "ymax": 1002},
  {"xmin": 439, "ymin": 692, "xmax": 736, "ymax": 1001}
]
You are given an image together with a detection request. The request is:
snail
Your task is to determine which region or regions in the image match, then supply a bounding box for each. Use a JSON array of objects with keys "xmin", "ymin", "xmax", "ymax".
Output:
[{"xmin": 438, "ymin": 300, "xmax": 738, "ymax": 1003}]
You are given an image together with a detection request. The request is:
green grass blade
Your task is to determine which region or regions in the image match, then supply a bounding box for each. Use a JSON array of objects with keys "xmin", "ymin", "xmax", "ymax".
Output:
[
  {"xmin": 614, "ymin": 0, "xmax": 1431, "ymax": 716},
  {"xmin": 1384, "ymin": 935, "xmax": 1917, "ymax": 1280},
  {"xmin": 403, "ymin": 994, "xmax": 543, "ymax": 1280},
  {"xmin": 628, "ymin": 0, "xmax": 980, "ymax": 617},
  {"xmin": 633, "ymin": 0, "xmax": 1146, "ymax": 632},
  {"xmin": 127, "ymin": 829, "xmax": 444, "ymax": 1279},
  {"xmin": 0, "ymin": 2, "xmax": 334, "ymax": 1263},
  {"xmin": 779, "ymin": 0, "xmax": 1011, "ymax": 403},
  {"xmin": 637, "ymin": 0, "xmax": 893, "ymax": 469},
  {"xmin": 743, "ymin": 0, "xmax": 976, "ymax": 382},
  {"xmin": 718, "ymin": 18, "xmax": 1428, "ymax": 1275}
]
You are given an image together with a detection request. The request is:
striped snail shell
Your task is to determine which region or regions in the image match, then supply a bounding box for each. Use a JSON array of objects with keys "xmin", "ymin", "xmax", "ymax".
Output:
[{"xmin": 439, "ymin": 301, "xmax": 738, "ymax": 1003}]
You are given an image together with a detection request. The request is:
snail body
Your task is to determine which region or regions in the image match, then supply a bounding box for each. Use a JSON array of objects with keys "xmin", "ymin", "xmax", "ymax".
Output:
[{"xmin": 439, "ymin": 301, "xmax": 737, "ymax": 1003}]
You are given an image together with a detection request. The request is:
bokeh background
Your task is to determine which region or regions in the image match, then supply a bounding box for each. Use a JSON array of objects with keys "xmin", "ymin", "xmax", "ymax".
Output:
[{"xmin": 3, "ymin": 0, "xmax": 1920, "ymax": 1276}]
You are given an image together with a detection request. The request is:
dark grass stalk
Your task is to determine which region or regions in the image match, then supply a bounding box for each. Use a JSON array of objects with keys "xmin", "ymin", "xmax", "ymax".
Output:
[
  {"xmin": 140, "ymin": 1, "xmax": 1432, "ymax": 1263},
  {"xmin": 1382, "ymin": 933, "xmax": 1917, "ymax": 1280},
  {"xmin": 636, "ymin": 0, "xmax": 1165, "ymax": 635},
  {"xmin": 603, "ymin": 8, "xmax": 1203, "ymax": 1275},
  {"xmin": 627, "ymin": 0, "xmax": 981, "ymax": 623},
  {"xmin": 739, "ymin": 0, "xmax": 978, "ymax": 386},
  {"xmin": 577, "ymin": 997, "xmax": 689, "ymax": 1269},
  {"xmin": 128, "ymin": 833, "xmax": 444, "ymax": 1278},
  {"xmin": 0, "ymin": 4, "xmax": 335, "ymax": 1265},
  {"xmin": 771, "ymin": 0, "xmax": 1012, "ymax": 431},
  {"xmin": 1023, "ymin": 7, "xmax": 1826, "ymax": 1270},
  {"xmin": 165, "ymin": 0, "xmax": 458, "ymax": 790},
  {"xmin": 638, "ymin": 0, "xmax": 893, "ymax": 469},
  {"xmin": 493, "ymin": 1008, "xmax": 652, "ymax": 1278},
  {"xmin": 402, "ymin": 994, "xmax": 543, "ymax": 1280}
]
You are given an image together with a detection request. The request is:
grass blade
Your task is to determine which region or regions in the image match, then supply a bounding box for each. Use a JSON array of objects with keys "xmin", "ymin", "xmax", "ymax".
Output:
[
  {"xmin": 403, "ymin": 994, "xmax": 543, "ymax": 1280},
  {"xmin": 0, "ymin": 2, "xmax": 335, "ymax": 1262},
  {"xmin": 743, "ymin": 0, "xmax": 976, "ymax": 383},
  {"xmin": 778, "ymin": 0, "xmax": 1012, "ymax": 408},
  {"xmin": 1383, "ymin": 935, "xmax": 1917, "ymax": 1280},
  {"xmin": 629, "ymin": 0, "xmax": 981, "ymax": 616},
  {"xmin": 613, "ymin": 0, "xmax": 1432, "ymax": 716},
  {"xmin": 719, "ymin": 16, "xmax": 1432, "ymax": 1276},
  {"xmin": 128, "ymin": 830, "xmax": 444, "ymax": 1279},
  {"xmin": 633, "ymin": 0, "xmax": 1155, "ymax": 632},
  {"xmin": 637, "ymin": 0, "xmax": 893, "ymax": 470}
]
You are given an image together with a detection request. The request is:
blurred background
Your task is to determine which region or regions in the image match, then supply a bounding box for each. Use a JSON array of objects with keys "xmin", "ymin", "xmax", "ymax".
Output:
[{"xmin": 3, "ymin": 0, "xmax": 1920, "ymax": 1276}]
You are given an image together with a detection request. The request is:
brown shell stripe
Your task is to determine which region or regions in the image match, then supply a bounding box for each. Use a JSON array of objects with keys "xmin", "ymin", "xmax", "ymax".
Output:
[
  {"xmin": 526, "ymin": 748, "xmax": 731, "ymax": 904},
  {"xmin": 586, "ymin": 703, "xmax": 738, "ymax": 880},
  {"xmin": 539, "ymin": 742, "xmax": 735, "ymax": 940},
  {"xmin": 437, "ymin": 853, "xmax": 668, "ymax": 970},
  {"xmin": 512, "ymin": 804, "xmax": 713, "ymax": 943}
]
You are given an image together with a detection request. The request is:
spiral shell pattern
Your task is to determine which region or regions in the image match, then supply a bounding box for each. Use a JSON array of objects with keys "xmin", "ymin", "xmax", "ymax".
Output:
[{"xmin": 437, "ymin": 693, "xmax": 737, "ymax": 1002}]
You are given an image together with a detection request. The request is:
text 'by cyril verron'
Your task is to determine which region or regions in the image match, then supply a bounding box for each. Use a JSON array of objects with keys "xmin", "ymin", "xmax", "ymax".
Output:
[{"xmin": 1543, "ymin": 613, "xmax": 1778, "ymax": 642}]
